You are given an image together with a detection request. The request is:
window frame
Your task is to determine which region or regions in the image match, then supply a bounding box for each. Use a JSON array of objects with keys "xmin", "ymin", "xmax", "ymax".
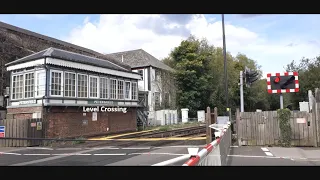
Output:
[
  {"xmin": 110, "ymin": 78, "xmax": 118, "ymax": 100},
  {"xmin": 49, "ymin": 69, "xmax": 64, "ymax": 97},
  {"xmin": 11, "ymin": 73, "xmax": 24, "ymax": 100},
  {"xmin": 24, "ymin": 72, "xmax": 35, "ymax": 99},
  {"xmin": 64, "ymin": 71, "xmax": 77, "ymax": 98},
  {"xmin": 124, "ymin": 81, "xmax": 131, "ymax": 100},
  {"xmin": 99, "ymin": 77, "xmax": 109, "ymax": 99},
  {"xmin": 89, "ymin": 75, "xmax": 99, "ymax": 98},
  {"xmin": 117, "ymin": 80, "xmax": 124, "ymax": 100},
  {"xmin": 77, "ymin": 73, "xmax": 89, "ymax": 98},
  {"xmin": 138, "ymin": 69, "xmax": 144, "ymax": 80},
  {"xmin": 35, "ymin": 70, "xmax": 46, "ymax": 98},
  {"xmin": 131, "ymin": 82, "xmax": 138, "ymax": 100}
]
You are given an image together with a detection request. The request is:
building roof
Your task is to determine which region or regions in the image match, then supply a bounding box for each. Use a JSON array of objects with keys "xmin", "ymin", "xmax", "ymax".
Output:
[
  {"xmin": 5, "ymin": 47, "xmax": 130, "ymax": 72},
  {"xmin": 0, "ymin": 21, "xmax": 131, "ymax": 70},
  {"xmin": 107, "ymin": 49, "xmax": 174, "ymax": 72}
]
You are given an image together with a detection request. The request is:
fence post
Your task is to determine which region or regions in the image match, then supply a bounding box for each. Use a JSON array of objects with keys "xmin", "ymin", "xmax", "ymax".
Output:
[
  {"xmin": 213, "ymin": 107, "xmax": 218, "ymax": 124},
  {"xmin": 206, "ymin": 106, "xmax": 212, "ymax": 144},
  {"xmin": 236, "ymin": 108, "xmax": 240, "ymax": 146},
  {"xmin": 315, "ymin": 88, "xmax": 320, "ymax": 147}
]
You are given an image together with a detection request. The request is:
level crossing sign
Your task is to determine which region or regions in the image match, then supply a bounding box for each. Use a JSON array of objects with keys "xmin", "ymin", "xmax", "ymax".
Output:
[{"xmin": 0, "ymin": 126, "xmax": 5, "ymax": 138}]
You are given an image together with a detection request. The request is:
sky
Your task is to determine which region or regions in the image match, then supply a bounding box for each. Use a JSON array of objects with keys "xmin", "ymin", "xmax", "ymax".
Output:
[{"xmin": 1, "ymin": 14, "xmax": 320, "ymax": 77}]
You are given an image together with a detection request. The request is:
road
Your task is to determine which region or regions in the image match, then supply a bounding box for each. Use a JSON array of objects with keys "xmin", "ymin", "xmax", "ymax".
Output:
[
  {"xmin": 227, "ymin": 146, "xmax": 320, "ymax": 166},
  {"xmin": 0, "ymin": 145, "xmax": 200, "ymax": 166}
]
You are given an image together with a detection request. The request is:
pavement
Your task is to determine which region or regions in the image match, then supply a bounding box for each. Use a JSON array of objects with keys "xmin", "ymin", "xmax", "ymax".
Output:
[
  {"xmin": 227, "ymin": 146, "xmax": 320, "ymax": 166},
  {"xmin": 0, "ymin": 145, "xmax": 203, "ymax": 166}
]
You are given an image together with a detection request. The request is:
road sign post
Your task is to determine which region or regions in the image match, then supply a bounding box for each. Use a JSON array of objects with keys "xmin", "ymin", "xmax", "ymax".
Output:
[
  {"xmin": 267, "ymin": 72, "xmax": 299, "ymax": 109},
  {"xmin": 0, "ymin": 126, "xmax": 5, "ymax": 138}
]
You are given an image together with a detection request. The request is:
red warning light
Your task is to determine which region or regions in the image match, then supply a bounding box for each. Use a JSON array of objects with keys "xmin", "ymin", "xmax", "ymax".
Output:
[{"xmin": 274, "ymin": 77, "xmax": 280, "ymax": 83}]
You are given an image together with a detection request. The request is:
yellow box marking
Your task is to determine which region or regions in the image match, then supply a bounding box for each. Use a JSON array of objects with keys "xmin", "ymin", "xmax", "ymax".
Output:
[{"xmin": 88, "ymin": 129, "xmax": 156, "ymax": 140}]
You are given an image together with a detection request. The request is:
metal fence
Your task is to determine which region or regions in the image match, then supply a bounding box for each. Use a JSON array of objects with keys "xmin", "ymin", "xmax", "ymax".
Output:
[{"xmin": 183, "ymin": 123, "xmax": 231, "ymax": 166}]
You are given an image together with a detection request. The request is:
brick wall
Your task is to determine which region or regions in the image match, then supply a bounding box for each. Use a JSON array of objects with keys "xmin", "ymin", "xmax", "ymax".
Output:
[
  {"xmin": 7, "ymin": 106, "xmax": 42, "ymax": 120},
  {"xmin": 6, "ymin": 106, "xmax": 137, "ymax": 138},
  {"xmin": 46, "ymin": 106, "xmax": 137, "ymax": 138}
]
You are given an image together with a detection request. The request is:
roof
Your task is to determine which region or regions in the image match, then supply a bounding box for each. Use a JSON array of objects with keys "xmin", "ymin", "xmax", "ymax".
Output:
[
  {"xmin": 106, "ymin": 49, "xmax": 174, "ymax": 72},
  {"xmin": 0, "ymin": 21, "xmax": 131, "ymax": 70},
  {"xmin": 5, "ymin": 47, "xmax": 130, "ymax": 72}
]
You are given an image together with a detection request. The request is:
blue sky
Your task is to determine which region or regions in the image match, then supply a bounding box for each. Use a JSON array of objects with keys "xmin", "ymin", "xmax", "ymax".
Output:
[{"xmin": 1, "ymin": 14, "xmax": 319, "ymax": 76}]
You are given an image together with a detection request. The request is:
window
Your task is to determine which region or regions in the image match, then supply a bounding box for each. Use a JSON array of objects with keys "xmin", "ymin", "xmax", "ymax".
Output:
[
  {"xmin": 125, "ymin": 81, "xmax": 131, "ymax": 100},
  {"xmin": 89, "ymin": 76, "xmax": 99, "ymax": 98},
  {"xmin": 12, "ymin": 74, "xmax": 24, "ymax": 100},
  {"xmin": 100, "ymin": 77, "xmax": 108, "ymax": 99},
  {"xmin": 132, "ymin": 82, "xmax": 138, "ymax": 100},
  {"xmin": 77, "ymin": 74, "xmax": 88, "ymax": 98},
  {"xmin": 64, "ymin": 72, "xmax": 76, "ymax": 97},
  {"xmin": 24, "ymin": 73, "xmax": 35, "ymax": 98},
  {"xmin": 118, "ymin": 80, "xmax": 124, "ymax": 99},
  {"xmin": 36, "ymin": 70, "xmax": 46, "ymax": 97},
  {"xmin": 50, "ymin": 70, "xmax": 63, "ymax": 96},
  {"xmin": 110, "ymin": 79, "xmax": 117, "ymax": 99},
  {"xmin": 138, "ymin": 70, "xmax": 143, "ymax": 80}
]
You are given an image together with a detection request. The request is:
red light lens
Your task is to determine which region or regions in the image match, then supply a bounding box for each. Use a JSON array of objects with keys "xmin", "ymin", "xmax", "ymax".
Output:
[{"xmin": 274, "ymin": 77, "xmax": 280, "ymax": 83}]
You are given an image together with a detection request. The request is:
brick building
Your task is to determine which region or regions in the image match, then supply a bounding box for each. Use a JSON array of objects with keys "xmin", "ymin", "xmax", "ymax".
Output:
[{"xmin": 5, "ymin": 47, "xmax": 141, "ymax": 138}]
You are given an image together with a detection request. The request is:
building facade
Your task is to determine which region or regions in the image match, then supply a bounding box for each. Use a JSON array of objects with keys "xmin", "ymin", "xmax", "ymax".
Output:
[
  {"xmin": 107, "ymin": 49, "xmax": 177, "ymax": 126},
  {"xmin": 5, "ymin": 47, "xmax": 141, "ymax": 138}
]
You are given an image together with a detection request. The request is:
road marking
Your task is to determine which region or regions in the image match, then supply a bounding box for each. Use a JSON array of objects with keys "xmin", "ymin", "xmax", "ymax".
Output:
[
  {"xmin": 0, "ymin": 152, "xmax": 21, "ymax": 155},
  {"xmin": 24, "ymin": 154, "xmax": 51, "ymax": 156},
  {"xmin": 26, "ymin": 147, "xmax": 53, "ymax": 150},
  {"xmin": 122, "ymin": 147, "xmax": 151, "ymax": 150},
  {"xmin": 93, "ymin": 153, "xmax": 126, "ymax": 156},
  {"xmin": 85, "ymin": 147, "xmax": 119, "ymax": 150},
  {"xmin": 230, "ymin": 146, "xmax": 239, "ymax": 148},
  {"xmin": 56, "ymin": 148, "xmax": 82, "ymax": 150},
  {"xmin": 130, "ymin": 152, "xmax": 187, "ymax": 156},
  {"xmin": 152, "ymin": 155, "xmax": 190, "ymax": 166},
  {"xmin": 265, "ymin": 152, "xmax": 274, "ymax": 156},
  {"xmin": 261, "ymin": 147, "xmax": 269, "ymax": 152},
  {"xmin": 10, "ymin": 148, "xmax": 101, "ymax": 166},
  {"xmin": 228, "ymin": 154, "xmax": 280, "ymax": 159}
]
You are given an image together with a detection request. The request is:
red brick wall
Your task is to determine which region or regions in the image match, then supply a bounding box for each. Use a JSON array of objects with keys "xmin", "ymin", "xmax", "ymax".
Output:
[
  {"xmin": 7, "ymin": 106, "xmax": 42, "ymax": 120},
  {"xmin": 7, "ymin": 106, "xmax": 137, "ymax": 138},
  {"xmin": 46, "ymin": 106, "xmax": 137, "ymax": 138}
]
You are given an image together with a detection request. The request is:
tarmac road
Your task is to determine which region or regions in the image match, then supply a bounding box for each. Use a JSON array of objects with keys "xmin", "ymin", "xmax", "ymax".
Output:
[
  {"xmin": 0, "ymin": 145, "xmax": 202, "ymax": 166},
  {"xmin": 227, "ymin": 146, "xmax": 320, "ymax": 166}
]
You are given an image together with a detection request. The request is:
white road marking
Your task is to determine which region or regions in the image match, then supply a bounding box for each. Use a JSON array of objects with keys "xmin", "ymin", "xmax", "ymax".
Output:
[
  {"xmin": 153, "ymin": 145, "xmax": 204, "ymax": 148},
  {"xmin": 228, "ymin": 154, "xmax": 280, "ymax": 159},
  {"xmin": 0, "ymin": 152, "xmax": 22, "ymax": 155},
  {"xmin": 93, "ymin": 153, "xmax": 126, "ymax": 156},
  {"xmin": 230, "ymin": 146, "xmax": 239, "ymax": 148},
  {"xmin": 130, "ymin": 152, "xmax": 187, "ymax": 156},
  {"xmin": 56, "ymin": 148, "xmax": 82, "ymax": 150},
  {"xmin": 51, "ymin": 153, "xmax": 91, "ymax": 156},
  {"xmin": 85, "ymin": 147, "xmax": 119, "ymax": 150},
  {"xmin": 261, "ymin": 147, "xmax": 269, "ymax": 152},
  {"xmin": 26, "ymin": 147, "xmax": 53, "ymax": 150},
  {"xmin": 10, "ymin": 148, "xmax": 101, "ymax": 166},
  {"xmin": 122, "ymin": 147, "xmax": 151, "ymax": 150},
  {"xmin": 152, "ymin": 155, "xmax": 190, "ymax": 166},
  {"xmin": 265, "ymin": 152, "xmax": 274, "ymax": 156},
  {"xmin": 24, "ymin": 154, "xmax": 51, "ymax": 156}
]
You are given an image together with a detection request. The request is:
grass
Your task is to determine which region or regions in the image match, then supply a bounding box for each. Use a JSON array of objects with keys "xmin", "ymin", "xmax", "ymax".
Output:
[{"xmin": 72, "ymin": 136, "xmax": 86, "ymax": 145}]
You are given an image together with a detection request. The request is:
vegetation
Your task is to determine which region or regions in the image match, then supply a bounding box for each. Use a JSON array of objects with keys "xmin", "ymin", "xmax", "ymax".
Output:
[
  {"xmin": 277, "ymin": 109, "xmax": 292, "ymax": 147},
  {"xmin": 162, "ymin": 35, "xmax": 320, "ymax": 117}
]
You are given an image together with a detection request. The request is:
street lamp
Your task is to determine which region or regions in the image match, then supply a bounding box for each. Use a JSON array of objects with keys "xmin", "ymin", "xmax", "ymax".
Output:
[{"xmin": 222, "ymin": 14, "xmax": 229, "ymax": 111}]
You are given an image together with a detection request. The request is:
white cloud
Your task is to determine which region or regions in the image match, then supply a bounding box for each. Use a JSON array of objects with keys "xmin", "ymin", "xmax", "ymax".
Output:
[{"xmin": 66, "ymin": 14, "xmax": 320, "ymax": 76}]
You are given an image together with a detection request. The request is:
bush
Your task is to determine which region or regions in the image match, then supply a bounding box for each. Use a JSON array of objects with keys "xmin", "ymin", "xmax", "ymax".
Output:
[{"xmin": 277, "ymin": 108, "xmax": 292, "ymax": 147}]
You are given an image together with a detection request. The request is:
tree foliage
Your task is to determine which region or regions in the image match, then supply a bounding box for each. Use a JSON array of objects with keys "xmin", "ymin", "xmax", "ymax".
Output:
[{"xmin": 163, "ymin": 35, "xmax": 269, "ymax": 117}]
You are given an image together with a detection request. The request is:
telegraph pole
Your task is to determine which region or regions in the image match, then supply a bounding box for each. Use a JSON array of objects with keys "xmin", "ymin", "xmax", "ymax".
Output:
[{"xmin": 222, "ymin": 14, "xmax": 229, "ymax": 109}]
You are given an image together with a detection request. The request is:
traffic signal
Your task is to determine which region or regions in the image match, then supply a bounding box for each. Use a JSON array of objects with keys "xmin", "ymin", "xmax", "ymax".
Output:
[
  {"xmin": 267, "ymin": 72, "xmax": 299, "ymax": 94},
  {"xmin": 244, "ymin": 67, "xmax": 259, "ymax": 86}
]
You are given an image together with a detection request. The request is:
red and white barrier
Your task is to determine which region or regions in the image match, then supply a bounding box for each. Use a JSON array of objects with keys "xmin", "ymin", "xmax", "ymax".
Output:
[{"xmin": 182, "ymin": 124, "xmax": 230, "ymax": 166}]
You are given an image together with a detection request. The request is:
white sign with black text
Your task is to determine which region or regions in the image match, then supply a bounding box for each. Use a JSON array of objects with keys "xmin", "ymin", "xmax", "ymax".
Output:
[
  {"xmin": 83, "ymin": 106, "xmax": 127, "ymax": 113},
  {"xmin": 92, "ymin": 112, "xmax": 97, "ymax": 121}
]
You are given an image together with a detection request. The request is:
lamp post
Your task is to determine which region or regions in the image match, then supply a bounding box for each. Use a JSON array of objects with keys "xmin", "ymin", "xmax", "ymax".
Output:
[{"xmin": 222, "ymin": 14, "xmax": 229, "ymax": 111}]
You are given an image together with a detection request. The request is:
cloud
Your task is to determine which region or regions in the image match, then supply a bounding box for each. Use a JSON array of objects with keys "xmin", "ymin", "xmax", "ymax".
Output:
[{"xmin": 65, "ymin": 14, "xmax": 320, "ymax": 76}]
